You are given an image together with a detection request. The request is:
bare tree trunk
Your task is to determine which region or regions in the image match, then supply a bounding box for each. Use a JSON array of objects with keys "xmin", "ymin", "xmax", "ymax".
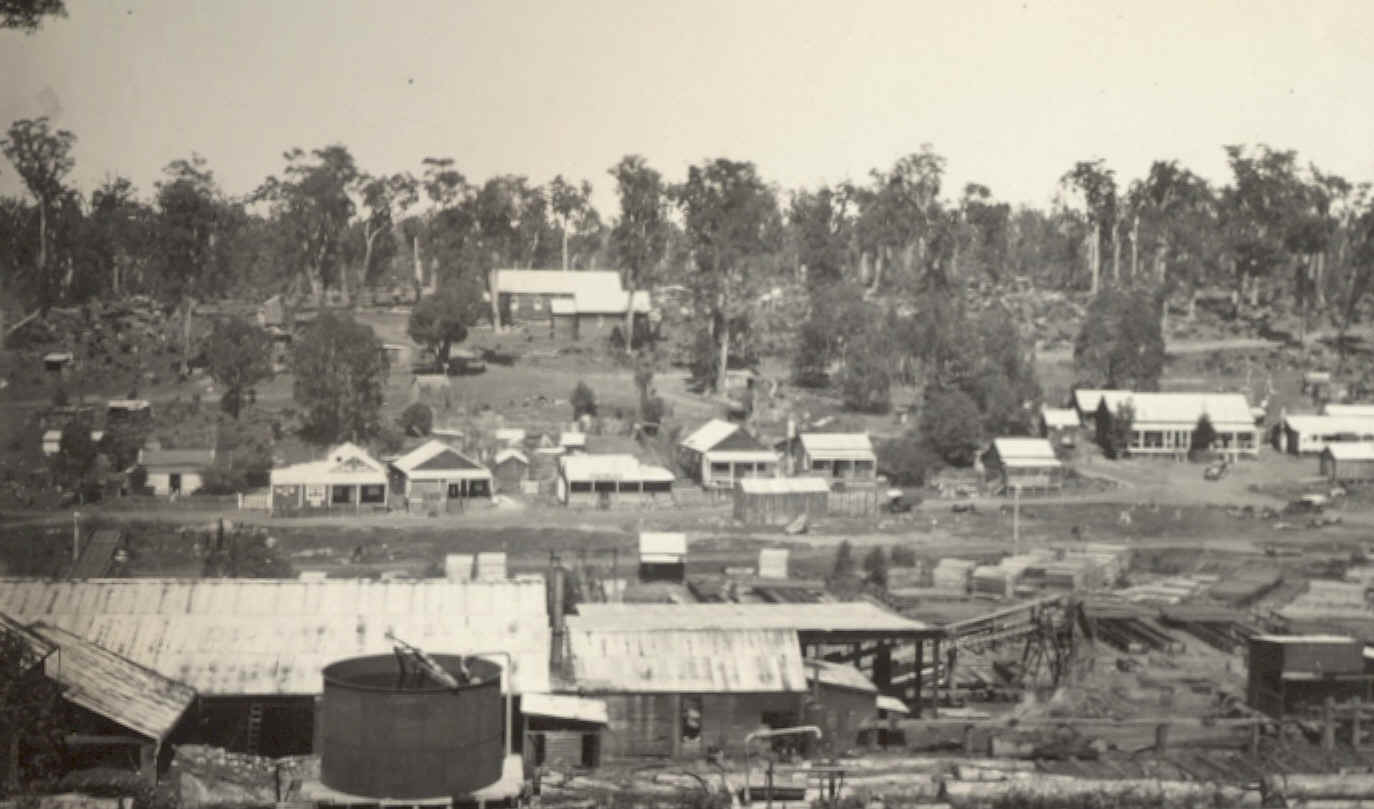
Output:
[
  {"xmin": 182, "ymin": 297, "xmax": 195, "ymax": 376},
  {"xmin": 870, "ymin": 248, "xmax": 885, "ymax": 292},
  {"xmin": 488, "ymin": 268, "xmax": 501, "ymax": 332},
  {"xmin": 1088, "ymin": 226, "xmax": 1100, "ymax": 295},
  {"xmin": 1130, "ymin": 215, "xmax": 1139, "ymax": 281},
  {"xmin": 624, "ymin": 272, "xmax": 637, "ymax": 356},
  {"xmin": 561, "ymin": 225, "xmax": 569, "ymax": 271},
  {"xmin": 37, "ymin": 200, "xmax": 47, "ymax": 288},
  {"xmin": 716, "ymin": 316, "xmax": 730, "ymax": 395},
  {"xmin": 412, "ymin": 234, "xmax": 424, "ymax": 301},
  {"xmin": 1111, "ymin": 216, "xmax": 1121, "ymax": 284}
]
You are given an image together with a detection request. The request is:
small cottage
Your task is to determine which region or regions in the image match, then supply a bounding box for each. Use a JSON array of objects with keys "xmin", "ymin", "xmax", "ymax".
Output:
[
  {"xmin": 1321, "ymin": 442, "xmax": 1374, "ymax": 484},
  {"xmin": 677, "ymin": 419, "xmax": 779, "ymax": 490},
  {"xmin": 139, "ymin": 448, "xmax": 215, "ymax": 496},
  {"xmin": 43, "ymin": 352, "xmax": 74, "ymax": 374},
  {"xmin": 492, "ymin": 448, "xmax": 530, "ymax": 493},
  {"xmin": 789, "ymin": 433, "xmax": 876, "ymax": 483},
  {"xmin": 1040, "ymin": 407, "xmax": 1079, "ymax": 447},
  {"xmin": 557, "ymin": 454, "xmax": 674, "ymax": 507},
  {"xmin": 269, "ymin": 443, "xmax": 389, "ymax": 515},
  {"xmin": 983, "ymin": 437, "xmax": 1063, "ymax": 494},
  {"xmin": 390, "ymin": 439, "xmax": 493, "ymax": 513}
]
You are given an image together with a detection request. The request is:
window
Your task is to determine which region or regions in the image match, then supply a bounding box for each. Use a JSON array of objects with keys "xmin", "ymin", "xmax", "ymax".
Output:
[
  {"xmin": 360, "ymin": 484, "xmax": 385, "ymax": 504},
  {"xmin": 469, "ymin": 479, "xmax": 490, "ymax": 497},
  {"xmin": 570, "ymin": 481, "xmax": 592, "ymax": 493},
  {"xmin": 681, "ymin": 696, "xmax": 702, "ymax": 741},
  {"xmin": 331, "ymin": 485, "xmax": 354, "ymax": 504},
  {"xmin": 593, "ymin": 480, "xmax": 617, "ymax": 493},
  {"xmin": 448, "ymin": 483, "xmax": 462, "ymax": 499},
  {"xmin": 710, "ymin": 462, "xmax": 731, "ymax": 476},
  {"xmin": 855, "ymin": 460, "xmax": 875, "ymax": 477},
  {"xmin": 644, "ymin": 480, "xmax": 671, "ymax": 493},
  {"xmin": 811, "ymin": 459, "xmax": 830, "ymax": 472}
]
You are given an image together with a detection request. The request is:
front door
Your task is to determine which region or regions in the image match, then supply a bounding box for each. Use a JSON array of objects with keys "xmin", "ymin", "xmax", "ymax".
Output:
[{"xmin": 169, "ymin": 473, "xmax": 182, "ymax": 494}]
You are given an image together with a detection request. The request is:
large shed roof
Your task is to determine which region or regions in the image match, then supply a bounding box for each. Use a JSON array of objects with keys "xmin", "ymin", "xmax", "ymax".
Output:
[
  {"xmin": 1284, "ymin": 414, "xmax": 1374, "ymax": 438},
  {"xmin": 1125, "ymin": 392, "xmax": 1255, "ymax": 429},
  {"xmin": 33, "ymin": 621, "xmax": 196, "ymax": 741},
  {"xmin": 492, "ymin": 269, "xmax": 623, "ymax": 296},
  {"xmin": 566, "ymin": 627, "xmax": 806, "ymax": 693},
  {"xmin": 560, "ymin": 454, "xmax": 674, "ymax": 483},
  {"xmin": 1325, "ymin": 442, "xmax": 1374, "ymax": 461},
  {"xmin": 569, "ymin": 601, "xmax": 932, "ymax": 636},
  {"xmin": 1325, "ymin": 404, "xmax": 1374, "ymax": 419},
  {"xmin": 0, "ymin": 578, "xmax": 550, "ymax": 695}
]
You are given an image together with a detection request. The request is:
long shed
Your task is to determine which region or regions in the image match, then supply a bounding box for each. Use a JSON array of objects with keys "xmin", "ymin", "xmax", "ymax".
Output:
[
  {"xmin": 733, "ymin": 477, "xmax": 829, "ymax": 526},
  {"xmin": 1321, "ymin": 442, "xmax": 1374, "ymax": 484}
]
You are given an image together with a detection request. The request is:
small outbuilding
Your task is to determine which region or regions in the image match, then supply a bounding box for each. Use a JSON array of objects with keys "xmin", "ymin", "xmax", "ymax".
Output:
[
  {"xmin": 390, "ymin": 439, "xmax": 493, "ymax": 512},
  {"xmin": 269, "ymin": 442, "xmax": 390, "ymax": 515},
  {"xmin": 43, "ymin": 351, "xmax": 74, "ymax": 373},
  {"xmin": 638, "ymin": 532, "xmax": 687, "ymax": 583},
  {"xmin": 492, "ymin": 448, "xmax": 530, "ymax": 493},
  {"xmin": 983, "ymin": 437, "xmax": 1063, "ymax": 494},
  {"xmin": 733, "ymin": 477, "xmax": 829, "ymax": 526},
  {"xmin": 1040, "ymin": 407, "xmax": 1079, "ymax": 447},
  {"xmin": 107, "ymin": 399, "xmax": 152, "ymax": 425},
  {"xmin": 557, "ymin": 453, "xmax": 674, "ymax": 507},
  {"xmin": 678, "ymin": 419, "xmax": 780, "ymax": 490},
  {"xmin": 1321, "ymin": 442, "xmax": 1374, "ymax": 484},
  {"xmin": 138, "ymin": 448, "xmax": 215, "ymax": 496}
]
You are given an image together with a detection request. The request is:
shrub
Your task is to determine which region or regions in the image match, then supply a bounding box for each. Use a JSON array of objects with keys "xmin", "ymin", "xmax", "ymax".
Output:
[
  {"xmin": 919, "ymin": 389, "xmax": 984, "ymax": 467},
  {"xmin": 891, "ymin": 545, "xmax": 917, "ymax": 567},
  {"xmin": 877, "ymin": 434, "xmax": 944, "ymax": 485},
  {"xmin": 399, "ymin": 402, "xmax": 434, "ymax": 437},
  {"xmin": 571, "ymin": 380, "xmax": 598, "ymax": 419},
  {"xmin": 1190, "ymin": 413, "xmax": 1217, "ymax": 457}
]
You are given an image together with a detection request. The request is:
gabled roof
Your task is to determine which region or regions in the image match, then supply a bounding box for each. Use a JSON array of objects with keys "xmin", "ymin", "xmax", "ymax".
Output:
[
  {"xmin": 1041, "ymin": 407, "xmax": 1079, "ymax": 429},
  {"xmin": 392, "ymin": 439, "xmax": 486, "ymax": 474},
  {"xmin": 993, "ymin": 437, "xmax": 1058, "ymax": 461},
  {"xmin": 492, "ymin": 269, "xmax": 624, "ymax": 297},
  {"xmin": 1073, "ymin": 389, "xmax": 1131, "ymax": 414},
  {"xmin": 494, "ymin": 427, "xmax": 526, "ymax": 445},
  {"xmin": 1324, "ymin": 442, "xmax": 1374, "ymax": 461},
  {"xmin": 0, "ymin": 578, "xmax": 551, "ymax": 695},
  {"xmin": 798, "ymin": 433, "xmax": 875, "ymax": 461},
  {"xmin": 493, "ymin": 448, "xmax": 528, "ymax": 466},
  {"xmin": 269, "ymin": 443, "xmax": 388, "ymax": 486},
  {"xmin": 565, "ymin": 627, "xmax": 806, "ymax": 694},
  {"xmin": 32, "ymin": 621, "xmax": 196, "ymax": 741},
  {"xmin": 140, "ymin": 448, "xmax": 215, "ymax": 471}
]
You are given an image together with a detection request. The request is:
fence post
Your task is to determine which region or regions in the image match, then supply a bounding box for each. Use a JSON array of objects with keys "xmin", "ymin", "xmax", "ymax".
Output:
[
  {"xmin": 1354, "ymin": 699, "xmax": 1363, "ymax": 750},
  {"xmin": 1154, "ymin": 722, "xmax": 1169, "ymax": 752},
  {"xmin": 1323, "ymin": 697, "xmax": 1336, "ymax": 751}
]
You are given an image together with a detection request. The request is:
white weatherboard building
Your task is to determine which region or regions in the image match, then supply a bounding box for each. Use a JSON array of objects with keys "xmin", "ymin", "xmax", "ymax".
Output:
[
  {"xmin": 1104, "ymin": 392, "xmax": 1258, "ymax": 458},
  {"xmin": 557, "ymin": 453, "xmax": 674, "ymax": 506},
  {"xmin": 139, "ymin": 448, "xmax": 215, "ymax": 495},
  {"xmin": 677, "ymin": 419, "xmax": 779, "ymax": 489},
  {"xmin": 269, "ymin": 442, "xmax": 389, "ymax": 515},
  {"xmin": 984, "ymin": 437, "xmax": 1063, "ymax": 492},
  {"xmin": 1282, "ymin": 413, "xmax": 1374, "ymax": 455},
  {"xmin": 790, "ymin": 433, "xmax": 877, "ymax": 482},
  {"xmin": 389, "ymin": 439, "xmax": 493, "ymax": 512}
]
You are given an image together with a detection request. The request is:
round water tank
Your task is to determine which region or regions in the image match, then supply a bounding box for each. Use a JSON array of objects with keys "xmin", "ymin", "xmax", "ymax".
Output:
[{"xmin": 319, "ymin": 654, "xmax": 504, "ymax": 800}]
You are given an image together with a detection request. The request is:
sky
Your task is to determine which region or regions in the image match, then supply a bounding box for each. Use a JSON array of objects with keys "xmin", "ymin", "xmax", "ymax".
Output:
[{"xmin": 2, "ymin": 0, "xmax": 1373, "ymax": 217}]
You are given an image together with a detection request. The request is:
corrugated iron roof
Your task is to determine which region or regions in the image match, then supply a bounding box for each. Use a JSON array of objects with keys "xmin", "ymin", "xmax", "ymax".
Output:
[
  {"xmin": 569, "ymin": 602, "xmax": 930, "ymax": 633},
  {"xmin": 492, "ymin": 269, "xmax": 623, "ymax": 296},
  {"xmin": 680, "ymin": 419, "xmax": 740, "ymax": 453},
  {"xmin": 737, "ymin": 477, "xmax": 830, "ymax": 494},
  {"xmin": 1325, "ymin": 404, "xmax": 1374, "ymax": 418},
  {"xmin": 572, "ymin": 287, "xmax": 652, "ymax": 315},
  {"xmin": 877, "ymin": 695, "xmax": 910, "ymax": 714},
  {"xmin": 1041, "ymin": 407, "xmax": 1080, "ymax": 428},
  {"xmin": 798, "ymin": 433, "xmax": 875, "ymax": 460},
  {"xmin": 391, "ymin": 440, "xmax": 490, "ymax": 479},
  {"xmin": 140, "ymin": 448, "xmax": 215, "ymax": 470},
  {"xmin": 1072, "ymin": 389, "xmax": 1131, "ymax": 413},
  {"xmin": 1285, "ymin": 414, "xmax": 1374, "ymax": 438},
  {"xmin": 1002, "ymin": 457, "xmax": 1063, "ymax": 469},
  {"xmin": 1326, "ymin": 442, "xmax": 1374, "ymax": 461},
  {"xmin": 993, "ymin": 437, "xmax": 1058, "ymax": 460},
  {"xmin": 521, "ymin": 692, "xmax": 608, "ymax": 724},
  {"xmin": 566, "ymin": 627, "xmax": 806, "ymax": 693},
  {"xmin": 560, "ymin": 454, "xmax": 674, "ymax": 483},
  {"xmin": 805, "ymin": 659, "xmax": 877, "ymax": 693},
  {"xmin": 639, "ymin": 532, "xmax": 687, "ymax": 559},
  {"xmin": 269, "ymin": 443, "xmax": 388, "ymax": 486},
  {"xmin": 33, "ymin": 621, "xmax": 195, "ymax": 741},
  {"xmin": 0, "ymin": 578, "xmax": 550, "ymax": 695},
  {"xmin": 494, "ymin": 428, "xmax": 527, "ymax": 445},
  {"xmin": 494, "ymin": 448, "xmax": 528, "ymax": 466},
  {"xmin": 1123, "ymin": 392, "xmax": 1255, "ymax": 428}
]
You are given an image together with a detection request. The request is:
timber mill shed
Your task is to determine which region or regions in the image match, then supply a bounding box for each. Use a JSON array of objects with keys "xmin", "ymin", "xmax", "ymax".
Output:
[{"xmin": 0, "ymin": 577, "xmax": 552, "ymax": 758}]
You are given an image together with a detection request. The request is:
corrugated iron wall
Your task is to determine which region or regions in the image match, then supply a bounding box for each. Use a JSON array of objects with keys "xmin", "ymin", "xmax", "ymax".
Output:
[{"xmin": 600, "ymin": 694, "xmax": 675, "ymax": 757}]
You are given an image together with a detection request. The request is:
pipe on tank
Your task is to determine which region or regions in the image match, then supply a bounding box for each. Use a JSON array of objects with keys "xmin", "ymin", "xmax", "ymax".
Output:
[{"xmin": 466, "ymin": 650, "xmax": 514, "ymax": 756}]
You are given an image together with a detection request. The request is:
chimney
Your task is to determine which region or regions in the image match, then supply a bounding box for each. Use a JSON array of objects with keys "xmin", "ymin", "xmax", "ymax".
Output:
[{"xmin": 550, "ymin": 555, "xmax": 567, "ymax": 670}]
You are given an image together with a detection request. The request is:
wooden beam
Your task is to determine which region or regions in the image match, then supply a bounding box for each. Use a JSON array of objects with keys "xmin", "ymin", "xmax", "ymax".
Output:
[{"xmin": 65, "ymin": 734, "xmax": 150, "ymax": 746}]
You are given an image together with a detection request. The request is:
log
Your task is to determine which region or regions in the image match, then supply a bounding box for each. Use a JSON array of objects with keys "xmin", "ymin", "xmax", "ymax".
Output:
[
  {"xmin": 944, "ymin": 777, "xmax": 1253, "ymax": 808},
  {"xmin": 1265, "ymin": 774, "xmax": 1374, "ymax": 801}
]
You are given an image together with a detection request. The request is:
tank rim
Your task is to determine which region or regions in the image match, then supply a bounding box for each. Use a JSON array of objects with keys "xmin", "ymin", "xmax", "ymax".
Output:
[{"xmin": 321, "ymin": 653, "xmax": 503, "ymax": 693}]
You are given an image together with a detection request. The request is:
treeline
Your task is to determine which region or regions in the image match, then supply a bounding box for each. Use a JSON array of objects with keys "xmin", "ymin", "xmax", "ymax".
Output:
[{"xmin": 4, "ymin": 118, "xmax": 1374, "ymax": 389}]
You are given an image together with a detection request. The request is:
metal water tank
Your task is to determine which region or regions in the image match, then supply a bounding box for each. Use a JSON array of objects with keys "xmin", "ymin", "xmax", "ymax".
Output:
[{"xmin": 319, "ymin": 654, "xmax": 504, "ymax": 800}]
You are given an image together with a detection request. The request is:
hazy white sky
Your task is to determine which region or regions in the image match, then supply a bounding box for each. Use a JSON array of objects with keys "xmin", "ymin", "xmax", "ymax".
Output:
[{"xmin": 2, "ymin": 0, "xmax": 1372, "ymax": 215}]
